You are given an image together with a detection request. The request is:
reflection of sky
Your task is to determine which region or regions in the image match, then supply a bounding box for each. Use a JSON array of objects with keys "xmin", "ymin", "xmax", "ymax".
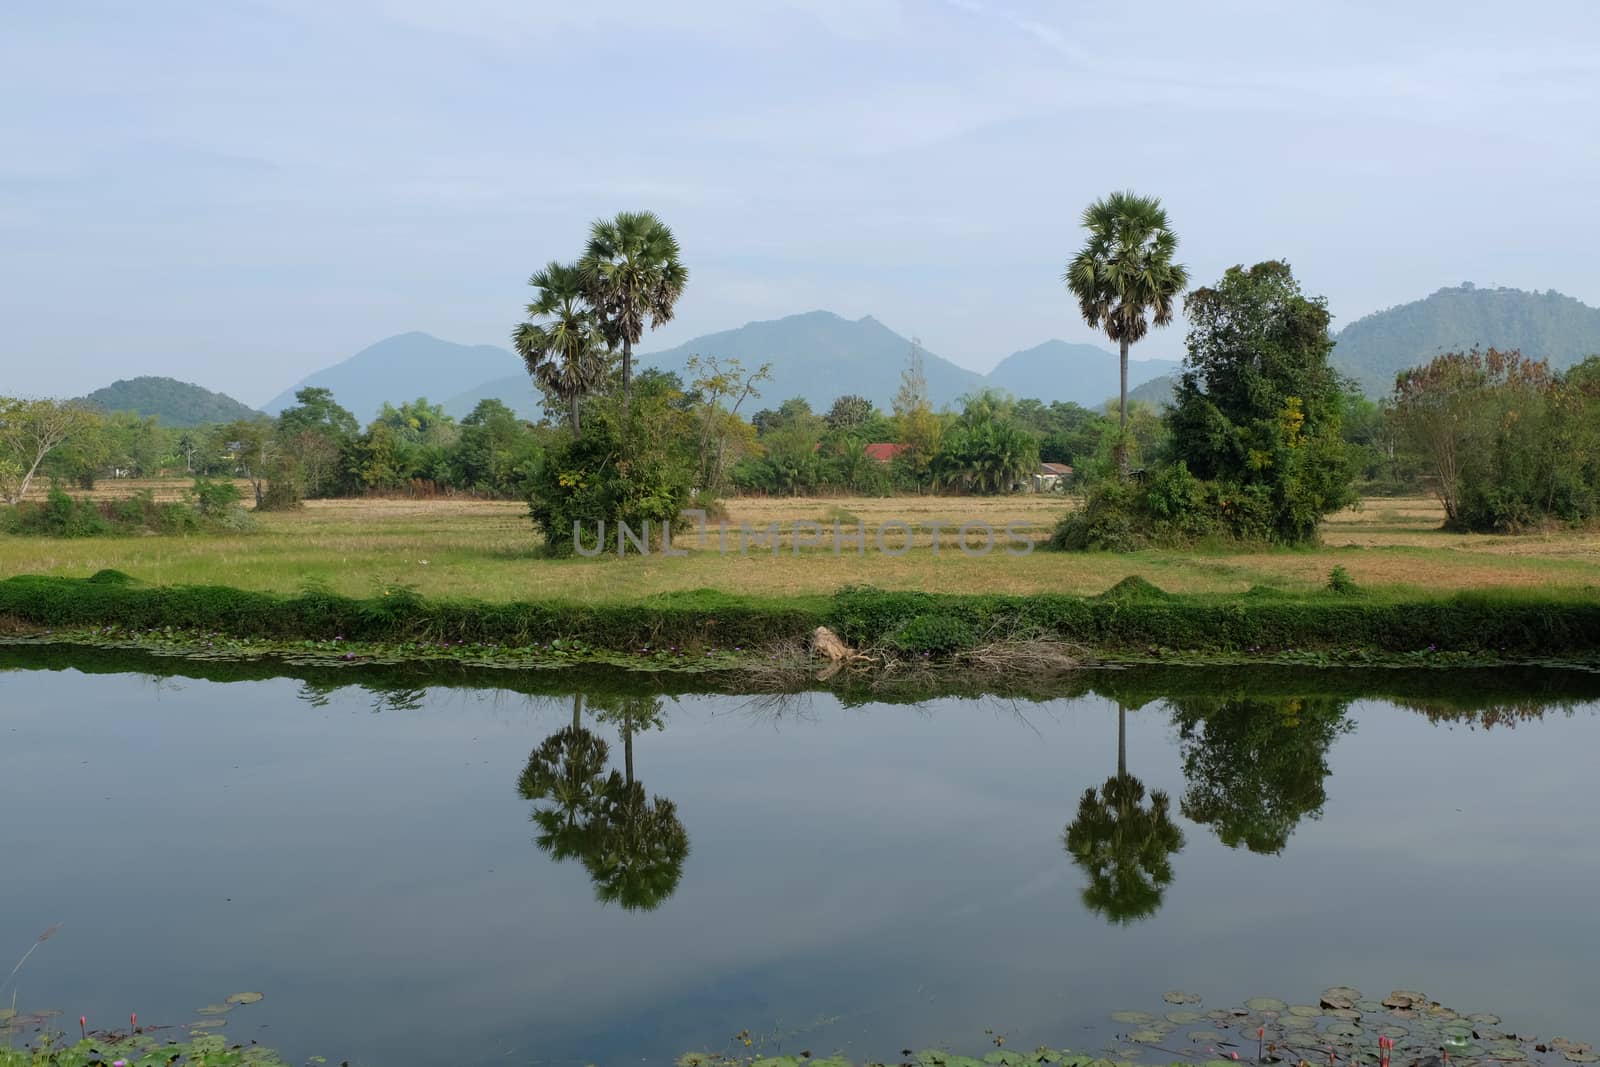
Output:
[{"xmin": 1, "ymin": 670, "xmax": 1597, "ymax": 1067}]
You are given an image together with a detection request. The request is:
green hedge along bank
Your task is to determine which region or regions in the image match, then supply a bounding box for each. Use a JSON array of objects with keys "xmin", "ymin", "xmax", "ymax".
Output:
[{"xmin": 2, "ymin": 571, "xmax": 1598, "ymax": 667}]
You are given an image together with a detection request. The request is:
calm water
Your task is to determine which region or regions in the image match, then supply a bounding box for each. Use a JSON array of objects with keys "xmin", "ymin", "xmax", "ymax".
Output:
[{"xmin": 3, "ymin": 649, "xmax": 1599, "ymax": 1066}]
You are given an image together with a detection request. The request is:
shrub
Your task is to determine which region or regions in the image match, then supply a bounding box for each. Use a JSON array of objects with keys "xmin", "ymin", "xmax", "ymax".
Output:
[
  {"xmin": 892, "ymin": 613, "xmax": 978, "ymax": 655},
  {"xmin": 2, "ymin": 484, "xmax": 252, "ymax": 538},
  {"xmin": 190, "ymin": 477, "xmax": 242, "ymax": 516},
  {"xmin": 1326, "ymin": 566, "xmax": 1358, "ymax": 595},
  {"xmin": 525, "ymin": 413, "xmax": 694, "ymax": 557}
]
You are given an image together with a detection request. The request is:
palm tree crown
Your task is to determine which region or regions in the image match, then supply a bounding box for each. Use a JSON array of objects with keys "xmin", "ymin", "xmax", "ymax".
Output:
[
  {"xmin": 512, "ymin": 261, "xmax": 608, "ymax": 437},
  {"xmin": 580, "ymin": 211, "xmax": 687, "ymax": 415},
  {"xmin": 1063, "ymin": 191, "xmax": 1188, "ymax": 453}
]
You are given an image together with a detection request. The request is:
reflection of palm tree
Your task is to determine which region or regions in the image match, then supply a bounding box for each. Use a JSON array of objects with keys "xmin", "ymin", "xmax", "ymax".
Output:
[
  {"xmin": 585, "ymin": 694, "xmax": 689, "ymax": 911},
  {"xmin": 517, "ymin": 693, "xmax": 690, "ymax": 913},
  {"xmin": 1063, "ymin": 702, "xmax": 1185, "ymax": 925},
  {"xmin": 517, "ymin": 701, "xmax": 612, "ymax": 862}
]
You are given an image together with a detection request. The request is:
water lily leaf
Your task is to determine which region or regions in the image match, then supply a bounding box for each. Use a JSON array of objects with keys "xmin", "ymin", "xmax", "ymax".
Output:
[
  {"xmin": 1112, "ymin": 1011, "xmax": 1157, "ymax": 1025},
  {"xmin": 1444, "ymin": 1024, "xmax": 1477, "ymax": 1041},
  {"xmin": 196, "ymin": 1005, "xmax": 233, "ymax": 1016},
  {"xmin": 1326, "ymin": 1023, "xmax": 1363, "ymax": 1038},
  {"xmin": 1129, "ymin": 1030, "xmax": 1167, "ymax": 1044},
  {"xmin": 226, "ymin": 992, "xmax": 264, "ymax": 1005},
  {"xmin": 1167, "ymin": 1012, "xmax": 1205, "ymax": 1025},
  {"xmin": 1321, "ymin": 987, "xmax": 1363, "ymax": 1010},
  {"xmin": 1327, "ymin": 1009, "xmax": 1363, "ymax": 1022},
  {"xmin": 1378, "ymin": 1026, "xmax": 1410, "ymax": 1039},
  {"xmin": 1383, "ymin": 991, "xmax": 1429, "ymax": 1010},
  {"xmin": 1164, "ymin": 991, "xmax": 1203, "ymax": 1005},
  {"xmin": 0, "ymin": 1010, "xmax": 13, "ymax": 1024},
  {"xmin": 188, "ymin": 1018, "xmax": 227, "ymax": 1029},
  {"xmin": 1489, "ymin": 1047, "xmax": 1527, "ymax": 1060},
  {"xmin": 1114, "ymin": 1049, "xmax": 1143, "ymax": 1060},
  {"xmin": 1188, "ymin": 1032, "xmax": 1226, "ymax": 1043},
  {"xmin": 985, "ymin": 1054, "xmax": 1030, "ymax": 1066},
  {"xmin": 1289, "ymin": 1006, "xmax": 1323, "ymax": 1018},
  {"xmin": 1246, "ymin": 998, "xmax": 1288, "ymax": 1013},
  {"xmin": 1563, "ymin": 1053, "xmax": 1599, "ymax": 1064},
  {"xmin": 1468, "ymin": 1014, "xmax": 1502, "ymax": 1027}
]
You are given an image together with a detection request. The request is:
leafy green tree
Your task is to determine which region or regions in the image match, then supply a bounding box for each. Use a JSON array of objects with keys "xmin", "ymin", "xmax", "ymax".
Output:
[
  {"xmin": 0, "ymin": 398, "xmax": 98, "ymax": 503},
  {"xmin": 277, "ymin": 387, "xmax": 358, "ymax": 440},
  {"xmin": 933, "ymin": 390, "xmax": 1039, "ymax": 493},
  {"xmin": 1062, "ymin": 703, "xmax": 1185, "ymax": 925},
  {"xmin": 1063, "ymin": 191, "xmax": 1188, "ymax": 469},
  {"xmin": 685, "ymin": 355, "xmax": 770, "ymax": 496},
  {"xmin": 1165, "ymin": 260, "xmax": 1355, "ymax": 543},
  {"xmin": 581, "ymin": 211, "xmax": 688, "ymax": 416},
  {"xmin": 825, "ymin": 394, "xmax": 876, "ymax": 433},
  {"xmin": 1171, "ymin": 695, "xmax": 1353, "ymax": 855},
  {"xmin": 277, "ymin": 388, "xmax": 359, "ymax": 498},
  {"xmin": 513, "ymin": 261, "xmax": 610, "ymax": 437}
]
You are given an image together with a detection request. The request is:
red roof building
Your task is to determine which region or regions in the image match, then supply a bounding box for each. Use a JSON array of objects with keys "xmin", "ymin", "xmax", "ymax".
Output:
[{"xmin": 863, "ymin": 442, "xmax": 908, "ymax": 463}]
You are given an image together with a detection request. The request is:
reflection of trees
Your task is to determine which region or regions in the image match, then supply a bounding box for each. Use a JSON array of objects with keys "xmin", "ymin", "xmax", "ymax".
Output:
[
  {"xmin": 517, "ymin": 693, "xmax": 689, "ymax": 912},
  {"xmin": 1064, "ymin": 702, "xmax": 1185, "ymax": 925},
  {"xmin": 1171, "ymin": 695, "xmax": 1352, "ymax": 855}
]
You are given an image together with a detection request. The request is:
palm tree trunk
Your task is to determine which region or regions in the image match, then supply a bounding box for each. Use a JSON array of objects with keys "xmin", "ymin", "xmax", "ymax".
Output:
[
  {"xmin": 1118, "ymin": 336, "xmax": 1130, "ymax": 477},
  {"xmin": 572, "ymin": 692, "xmax": 583, "ymax": 732},
  {"xmin": 570, "ymin": 395, "xmax": 581, "ymax": 439},
  {"xmin": 622, "ymin": 337, "xmax": 633, "ymax": 417},
  {"xmin": 1117, "ymin": 702, "xmax": 1127, "ymax": 781}
]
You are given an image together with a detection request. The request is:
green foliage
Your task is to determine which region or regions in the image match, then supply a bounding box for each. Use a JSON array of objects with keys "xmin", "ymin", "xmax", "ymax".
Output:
[
  {"xmin": 2, "ymin": 486, "xmax": 248, "ymax": 538},
  {"xmin": 1063, "ymin": 190, "xmax": 1189, "ymax": 447},
  {"xmin": 1165, "ymin": 261, "xmax": 1356, "ymax": 542},
  {"xmin": 77, "ymin": 375, "xmax": 265, "ymax": 427},
  {"xmin": 0, "ymin": 1033, "xmax": 292, "ymax": 1066},
  {"xmin": 525, "ymin": 402, "xmax": 696, "ymax": 556},
  {"xmin": 1390, "ymin": 349, "xmax": 1600, "ymax": 532},
  {"xmin": 892, "ymin": 613, "xmax": 978, "ymax": 655},
  {"xmin": 932, "ymin": 390, "xmax": 1039, "ymax": 494},
  {"xmin": 189, "ymin": 476, "xmax": 241, "ymax": 516},
  {"xmin": 1326, "ymin": 566, "xmax": 1357, "ymax": 594}
]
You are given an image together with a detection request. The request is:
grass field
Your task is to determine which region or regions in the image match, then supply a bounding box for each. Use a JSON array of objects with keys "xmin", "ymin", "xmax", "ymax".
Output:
[{"xmin": 4, "ymin": 481, "xmax": 1599, "ymax": 603}]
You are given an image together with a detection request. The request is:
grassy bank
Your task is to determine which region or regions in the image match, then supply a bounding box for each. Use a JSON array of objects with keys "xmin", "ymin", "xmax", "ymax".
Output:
[
  {"xmin": 4, "ymin": 571, "xmax": 1599, "ymax": 666},
  {"xmin": 1, "ymin": 493, "xmax": 1598, "ymax": 602}
]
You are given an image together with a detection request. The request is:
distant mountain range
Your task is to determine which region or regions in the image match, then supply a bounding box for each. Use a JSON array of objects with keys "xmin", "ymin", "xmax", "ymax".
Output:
[
  {"xmin": 260, "ymin": 312, "xmax": 1179, "ymax": 423},
  {"xmin": 261, "ymin": 332, "xmax": 523, "ymax": 421},
  {"xmin": 1333, "ymin": 284, "xmax": 1600, "ymax": 394},
  {"xmin": 225, "ymin": 283, "xmax": 1600, "ymax": 425},
  {"xmin": 79, "ymin": 376, "xmax": 263, "ymax": 427}
]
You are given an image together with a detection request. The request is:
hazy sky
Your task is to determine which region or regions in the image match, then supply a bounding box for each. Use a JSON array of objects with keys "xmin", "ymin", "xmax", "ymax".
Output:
[{"xmin": 5, "ymin": 1, "xmax": 1599, "ymax": 405}]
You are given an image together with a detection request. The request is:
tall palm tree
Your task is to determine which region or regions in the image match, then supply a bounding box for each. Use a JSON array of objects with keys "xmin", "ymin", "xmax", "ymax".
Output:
[
  {"xmin": 580, "ymin": 211, "xmax": 688, "ymax": 416},
  {"xmin": 512, "ymin": 261, "xmax": 608, "ymax": 437},
  {"xmin": 1062, "ymin": 701, "xmax": 1186, "ymax": 924},
  {"xmin": 1063, "ymin": 191, "xmax": 1188, "ymax": 472}
]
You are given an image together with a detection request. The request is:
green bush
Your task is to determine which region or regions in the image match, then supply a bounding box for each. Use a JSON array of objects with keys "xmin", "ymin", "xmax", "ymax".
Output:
[
  {"xmin": 525, "ymin": 412, "xmax": 694, "ymax": 557},
  {"xmin": 2, "ymin": 484, "xmax": 252, "ymax": 538},
  {"xmin": 893, "ymin": 613, "xmax": 978, "ymax": 655}
]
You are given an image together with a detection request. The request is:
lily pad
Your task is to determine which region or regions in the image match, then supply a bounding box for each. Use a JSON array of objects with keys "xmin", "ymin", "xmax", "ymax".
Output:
[
  {"xmin": 1164, "ymin": 991, "xmax": 1203, "ymax": 1005},
  {"xmin": 1383, "ymin": 991, "xmax": 1429, "ymax": 1010},
  {"xmin": 1167, "ymin": 1012, "xmax": 1205, "ymax": 1025},
  {"xmin": 1322, "ymin": 987, "xmax": 1363, "ymax": 1010},
  {"xmin": 0, "ymin": 1010, "xmax": 13, "ymax": 1024},
  {"xmin": 1326, "ymin": 1023, "xmax": 1363, "ymax": 1038},
  {"xmin": 1489, "ymin": 1047, "xmax": 1527, "ymax": 1061},
  {"xmin": 1444, "ymin": 1024, "xmax": 1477, "ymax": 1041},
  {"xmin": 1129, "ymin": 1030, "xmax": 1167, "ymax": 1044},
  {"xmin": 1114, "ymin": 1049, "xmax": 1143, "ymax": 1061},
  {"xmin": 1358, "ymin": 1001, "xmax": 1385, "ymax": 1014},
  {"xmin": 196, "ymin": 1004, "xmax": 233, "ymax": 1016},
  {"xmin": 1289, "ymin": 1006, "xmax": 1323, "ymax": 1018},
  {"xmin": 1328, "ymin": 1009, "xmax": 1363, "ymax": 1022},
  {"xmin": 1188, "ymin": 1032, "xmax": 1226, "ymax": 1044},
  {"xmin": 1378, "ymin": 1026, "xmax": 1410, "ymax": 1039},
  {"xmin": 1246, "ymin": 998, "xmax": 1288, "ymax": 1013},
  {"xmin": 225, "ymin": 991, "xmax": 264, "ymax": 1005},
  {"xmin": 1563, "ymin": 1054, "xmax": 1599, "ymax": 1064},
  {"xmin": 1112, "ymin": 1011, "xmax": 1157, "ymax": 1025},
  {"xmin": 188, "ymin": 1018, "xmax": 227, "ymax": 1029},
  {"xmin": 1469, "ymin": 1014, "xmax": 1502, "ymax": 1027}
]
